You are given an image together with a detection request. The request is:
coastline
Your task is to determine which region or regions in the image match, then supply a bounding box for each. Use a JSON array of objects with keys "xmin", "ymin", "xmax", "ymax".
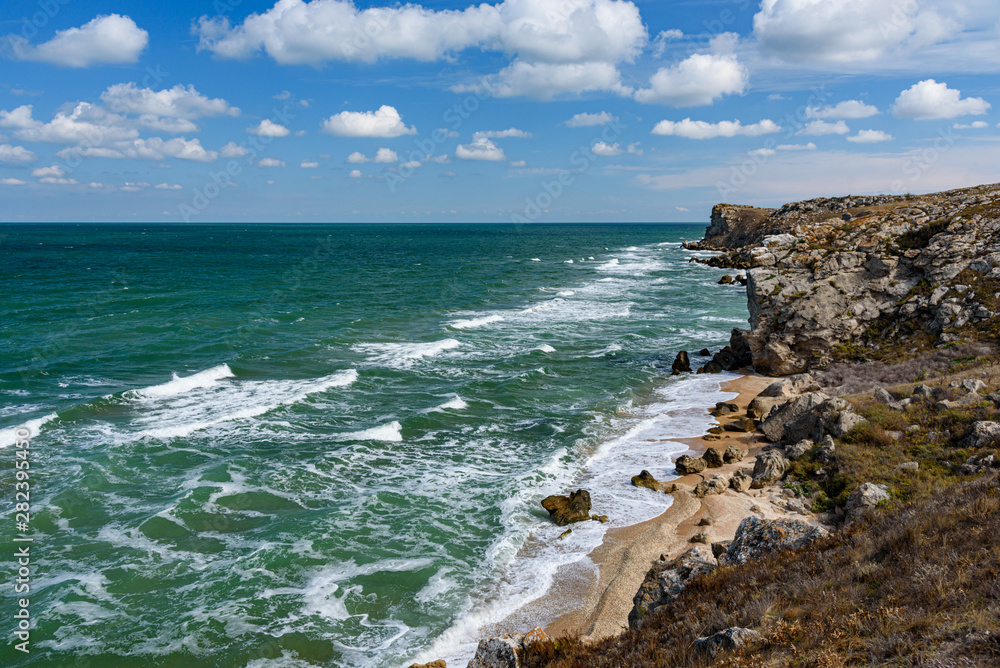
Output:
[{"xmin": 527, "ymin": 372, "xmax": 801, "ymax": 643}]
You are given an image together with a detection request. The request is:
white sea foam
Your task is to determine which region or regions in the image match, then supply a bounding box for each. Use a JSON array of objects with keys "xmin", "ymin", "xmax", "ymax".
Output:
[
  {"xmin": 134, "ymin": 364, "xmax": 235, "ymax": 398},
  {"xmin": 563, "ymin": 259, "xmax": 573, "ymax": 263},
  {"xmin": 448, "ymin": 315, "xmax": 504, "ymax": 330},
  {"xmin": 341, "ymin": 420, "xmax": 403, "ymax": 442},
  {"xmin": 353, "ymin": 339, "xmax": 461, "ymax": 369},
  {"xmin": 534, "ymin": 344, "xmax": 556, "ymax": 353},
  {"xmin": 0, "ymin": 412, "xmax": 58, "ymax": 448},
  {"xmin": 530, "ymin": 258, "xmax": 541, "ymax": 261},
  {"xmin": 436, "ymin": 396, "xmax": 468, "ymax": 411},
  {"xmin": 134, "ymin": 370, "xmax": 358, "ymax": 441}
]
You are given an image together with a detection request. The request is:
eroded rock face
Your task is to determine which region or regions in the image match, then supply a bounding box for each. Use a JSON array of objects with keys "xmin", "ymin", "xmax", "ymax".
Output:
[
  {"xmin": 967, "ymin": 421, "xmax": 1000, "ymax": 448},
  {"xmin": 760, "ymin": 392, "xmax": 866, "ymax": 444},
  {"xmin": 703, "ymin": 447, "xmax": 724, "ymax": 468},
  {"xmin": 724, "ymin": 444, "xmax": 745, "ymax": 463},
  {"xmin": 467, "ymin": 628, "xmax": 548, "ymax": 668},
  {"xmin": 693, "ymin": 627, "xmax": 762, "ymax": 660},
  {"xmin": 691, "ymin": 184, "xmax": 1000, "ymax": 374},
  {"xmin": 540, "ymin": 490, "xmax": 591, "ymax": 526},
  {"xmin": 629, "ymin": 545, "xmax": 717, "ymax": 627},
  {"xmin": 750, "ymin": 450, "xmax": 790, "ymax": 488},
  {"xmin": 671, "ymin": 350, "xmax": 691, "ymax": 375},
  {"xmin": 675, "ymin": 454, "xmax": 707, "ymax": 475},
  {"xmin": 694, "ymin": 474, "xmax": 731, "ymax": 498},
  {"xmin": 722, "ymin": 516, "xmax": 828, "ymax": 565},
  {"xmin": 631, "ymin": 470, "xmax": 659, "ymax": 491}
]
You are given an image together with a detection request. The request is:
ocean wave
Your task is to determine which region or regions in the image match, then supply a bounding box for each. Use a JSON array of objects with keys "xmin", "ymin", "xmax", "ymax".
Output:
[
  {"xmin": 447, "ymin": 315, "xmax": 504, "ymax": 330},
  {"xmin": 340, "ymin": 420, "xmax": 403, "ymax": 442},
  {"xmin": 132, "ymin": 364, "xmax": 235, "ymax": 399},
  {"xmin": 0, "ymin": 412, "xmax": 59, "ymax": 448},
  {"xmin": 353, "ymin": 339, "xmax": 462, "ymax": 369}
]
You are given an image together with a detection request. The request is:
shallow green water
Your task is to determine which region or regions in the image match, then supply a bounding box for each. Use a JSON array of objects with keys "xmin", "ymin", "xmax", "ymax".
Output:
[{"xmin": 0, "ymin": 223, "xmax": 747, "ymax": 667}]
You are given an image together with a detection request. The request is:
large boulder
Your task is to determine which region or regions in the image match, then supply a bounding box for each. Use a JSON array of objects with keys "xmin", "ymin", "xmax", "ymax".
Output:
[
  {"xmin": 674, "ymin": 455, "xmax": 706, "ymax": 475},
  {"xmin": 540, "ymin": 490, "xmax": 591, "ymax": 526},
  {"xmin": 693, "ymin": 627, "xmax": 762, "ymax": 660},
  {"xmin": 784, "ymin": 439, "xmax": 813, "ymax": 460},
  {"xmin": 730, "ymin": 470, "xmax": 753, "ymax": 492},
  {"xmin": 694, "ymin": 474, "xmax": 731, "ymax": 498},
  {"xmin": 757, "ymin": 374, "xmax": 818, "ymax": 399},
  {"xmin": 631, "ymin": 470, "xmax": 659, "ymax": 491},
  {"xmin": 723, "ymin": 444, "xmax": 745, "ymax": 464},
  {"xmin": 845, "ymin": 483, "xmax": 890, "ymax": 524},
  {"xmin": 628, "ymin": 545, "xmax": 717, "ymax": 627},
  {"xmin": 760, "ymin": 392, "xmax": 866, "ymax": 443},
  {"xmin": 703, "ymin": 447, "xmax": 724, "ymax": 468},
  {"xmin": 746, "ymin": 395, "xmax": 784, "ymax": 420},
  {"xmin": 467, "ymin": 628, "xmax": 548, "ymax": 668},
  {"xmin": 967, "ymin": 421, "xmax": 1000, "ymax": 448},
  {"xmin": 750, "ymin": 450, "xmax": 789, "ymax": 488},
  {"xmin": 671, "ymin": 351, "xmax": 691, "ymax": 375},
  {"xmin": 721, "ymin": 517, "xmax": 828, "ymax": 565},
  {"xmin": 759, "ymin": 392, "xmax": 830, "ymax": 442}
]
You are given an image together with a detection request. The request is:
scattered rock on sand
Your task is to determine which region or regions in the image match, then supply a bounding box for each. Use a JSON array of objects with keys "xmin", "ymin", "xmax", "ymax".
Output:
[
  {"xmin": 730, "ymin": 469, "xmax": 753, "ymax": 492},
  {"xmin": 693, "ymin": 627, "xmax": 762, "ymax": 660},
  {"xmin": 723, "ymin": 418, "xmax": 756, "ymax": 433},
  {"xmin": 467, "ymin": 628, "xmax": 548, "ymax": 668},
  {"xmin": 541, "ymin": 490, "xmax": 592, "ymax": 526},
  {"xmin": 631, "ymin": 470, "xmax": 659, "ymax": 491},
  {"xmin": 703, "ymin": 447, "xmax": 724, "ymax": 468},
  {"xmin": 721, "ymin": 516, "xmax": 828, "ymax": 565},
  {"xmin": 675, "ymin": 454, "xmax": 707, "ymax": 475},
  {"xmin": 723, "ymin": 444, "xmax": 744, "ymax": 463},
  {"xmin": 695, "ymin": 474, "xmax": 731, "ymax": 498},
  {"xmin": 714, "ymin": 401, "xmax": 739, "ymax": 416},
  {"xmin": 750, "ymin": 450, "xmax": 790, "ymax": 488}
]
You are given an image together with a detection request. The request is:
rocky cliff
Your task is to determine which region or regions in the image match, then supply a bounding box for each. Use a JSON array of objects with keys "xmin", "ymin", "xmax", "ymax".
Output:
[{"xmin": 694, "ymin": 183, "xmax": 1000, "ymax": 375}]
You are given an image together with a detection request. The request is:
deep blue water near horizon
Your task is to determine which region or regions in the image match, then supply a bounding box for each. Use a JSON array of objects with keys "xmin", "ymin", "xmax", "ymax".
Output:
[{"xmin": 0, "ymin": 223, "xmax": 747, "ymax": 667}]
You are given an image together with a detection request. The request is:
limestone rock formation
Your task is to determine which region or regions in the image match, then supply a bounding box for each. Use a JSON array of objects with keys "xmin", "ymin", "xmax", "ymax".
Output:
[
  {"xmin": 540, "ymin": 490, "xmax": 592, "ymax": 526},
  {"xmin": 723, "ymin": 444, "xmax": 744, "ymax": 463},
  {"xmin": 722, "ymin": 516, "xmax": 828, "ymax": 565},
  {"xmin": 693, "ymin": 627, "xmax": 762, "ymax": 660},
  {"xmin": 730, "ymin": 469, "xmax": 753, "ymax": 492},
  {"xmin": 750, "ymin": 450, "xmax": 789, "ymax": 488},
  {"xmin": 694, "ymin": 474, "xmax": 731, "ymax": 498},
  {"xmin": 966, "ymin": 421, "xmax": 1000, "ymax": 448},
  {"xmin": 845, "ymin": 483, "xmax": 890, "ymax": 523},
  {"xmin": 674, "ymin": 454, "xmax": 706, "ymax": 475},
  {"xmin": 467, "ymin": 628, "xmax": 548, "ymax": 668},
  {"xmin": 629, "ymin": 545, "xmax": 717, "ymax": 627},
  {"xmin": 408, "ymin": 661, "xmax": 446, "ymax": 668},
  {"xmin": 631, "ymin": 470, "xmax": 659, "ymax": 491},
  {"xmin": 691, "ymin": 184, "xmax": 1000, "ymax": 374},
  {"xmin": 703, "ymin": 447, "xmax": 724, "ymax": 468}
]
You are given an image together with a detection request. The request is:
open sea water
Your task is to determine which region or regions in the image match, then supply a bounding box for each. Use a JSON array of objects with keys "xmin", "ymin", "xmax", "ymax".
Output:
[{"xmin": 0, "ymin": 223, "xmax": 747, "ymax": 667}]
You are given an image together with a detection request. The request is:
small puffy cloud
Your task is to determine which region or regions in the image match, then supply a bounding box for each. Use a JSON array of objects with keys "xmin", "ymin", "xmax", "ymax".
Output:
[
  {"xmin": 88, "ymin": 182, "xmax": 104, "ymax": 188},
  {"xmin": 125, "ymin": 137, "xmax": 218, "ymax": 162},
  {"xmin": 120, "ymin": 181, "xmax": 150, "ymax": 192},
  {"xmin": 508, "ymin": 160, "xmax": 526, "ymax": 167},
  {"xmin": 748, "ymin": 148, "xmax": 776, "ymax": 158},
  {"xmin": 473, "ymin": 128, "xmax": 531, "ymax": 140},
  {"xmin": 101, "ymin": 83, "xmax": 239, "ymax": 119},
  {"xmin": 565, "ymin": 111, "xmax": 616, "ymax": 127},
  {"xmin": 627, "ymin": 142, "xmax": 643, "ymax": 155},
  {"xmin": 800, "ymin": 120, "xmax": 850, "ymax": 135},
  {"xmin": 0, "ymin": 144, "xmax": 37, "ymax": 162},
  {"xmin": 374, "ymin": 148, "xmax": 398, "ymax": 163},
  {"xmin": 954, "ymin": 121, "xmax": 989, "ymax": 129},
  {"xmin": 591, "ymin": 141, "xmax": 623, "ymax": 156},
  {"xmin": 847, "ymin": 130, "xmax": 893, "ymax": 143},
  {"xmin": 300, "ymin": 160, "xmax": 319, "ymax": 168},
  {"xmin": 481, "ymin": 61, "xmax": 631, "ymax": 100},
  {"xmin": 805, "ymin": 100, "xmax": 879, "ymax": 119},
  {"xmin": 768, "ymin": 93, "xmax": 789, "ymax": 101},
  {"xmin": 348, "ymin": 169, "xmax": 362, "ymax": 179},
  {"xmin": 777, "ymin": 142, "xmax": 817, "ymax": 150},
  {"xmin": 321, "ymin": 105, "xmax": 415, "ymax": 138},
  {"xmin": 1, "ymin": 178, "xmax": 26, "ymax": 185},
  {"xmin": 651, "ymin": 118, "xmax": 781, "ymax": 139},
  {"xmin": 40, "ymin": 177, "xmax": 78, "ymax": 185},
  {"xmin": 3, "ymin": 14, "xmax": 148, "ymax": 67},
  {"xmin": 257, "ymin": 157, "xmax": 285, "ymax": 167},
  {"xmin": 400, "ymin": 160, "xmax": 421, "ymax": 169},
  {"xmin": 455, "ymin": 137, "xmax": 505, "ymax": 161},
  {"xmin": 428, "ymin": 154, "xmax": 450, "ymax": 164},
  {"xmin": 32, "ymin": 165, "xmax": 65, "ymax": 178},
  {"xmin": 220, "ymin": 141, "xmax": 249, "ymax": 158},
  {"xmin": 634, "ymin": 52, "xmax": 748, "ymax": 106},
  {"xmin": 154, "ymin": 182, "xmax": 182, "ymax": 189},
  {"xmin": 249, "ymin": 119, "xmax": 290, "ymax": 137},
  {"xmin": 892, "ymin": 79, "xmax": 991, "ymax": 119},
  {"xmin": 346, "ymin": 151, "xmax": 369, "ymax": 163}
]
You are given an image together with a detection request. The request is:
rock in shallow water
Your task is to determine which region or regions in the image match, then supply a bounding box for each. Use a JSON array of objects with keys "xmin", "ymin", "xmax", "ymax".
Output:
[
  {"xmin": 540, "ymin": 489, "xmax": 592, "ymax": 526},
  {"xmin": 631, "ymin": 470, "xmax": 659, "ymax": 491},
  {"xmin": 467, "ymin": 628, "xmax": 548, "ymax": 668}
]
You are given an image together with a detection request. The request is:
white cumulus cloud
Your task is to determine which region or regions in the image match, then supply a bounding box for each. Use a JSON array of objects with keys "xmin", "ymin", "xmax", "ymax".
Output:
[
  {"xmin": 348, "ymin": 169, "xmax": 362, "ymax": 179},
  {"xmin": 3, "ymin": 14, "xmax": 148, "ymax": 67},
  {"xmin": 101, "ymin": 83, "xmax": 239, "ymax": 119},
  {"xmin": 257, "ymin": 157, "xmax": 285, "ymax": 167},
  {"xmin": 374, "ymin": 148, "xmax": 398, "ymax": 163},
  {"xmin": 473, "ymin": 128, "xmax": 531, "ymax": 140},
  {"xmin": 847, "ymin": 129, "xmax": 892, "ymax": 143},
  {"xmin": 154, "ymin": 182, "xmax": 183, "ymax": 189},
  {"xmin": 565, "ymin": 111, "xmax": 616, "ymax": 127},
  {"xmin": 805, "ymin": 100, "xmax": 879, "ymax": 119},
  {"xmin": 591, "ymin": 141, "xmax": 623, "ymax": 156},
  {"xmin": 651, "ymin": 118, "xmax": 781, "ymax": 139},
  {"xmin": 892, "ymin": 79, "xmax": 991, "ymax": 119},
  {"xmin": 634, "ymin": 51, "xmax": 748, "ymax": 106},
  {"xmin": 248, "ymin": 119, "xmax": 290, "ymax": 137},
  {"xmin": 455, "ymin": 137, "xmax": 506, "ymax": 161},
  {"xmin": 0, "ymin": 144, "xmax": 37, "ymax": 162},
  {"xmin": 346, "ymin": 151, "xmax": 370, "ymax": 163},
  {"xmin": 953, "ymin": 121, "xmax": 989, "ymax": 129},
  {"xmin": 220, "ymin": 141, "xmax": 249, "ymax": 158},
  {"xmin": 32, "ymin": 165, "xmax": 65, "ymax": 178},
  {"xmin": 321, "ymin": 106, "xmax": 416, "ymax": 138},
  {"xmin": 301, "ymin": 160, "xmax": 319, "ymax": 168},
  {"xmin": 1, "ymin": 178, "xmax": 26, "ymax": 185},
  {"xmin": 479, "ymin": 61, "xmax": 631, "ymax": 100}
]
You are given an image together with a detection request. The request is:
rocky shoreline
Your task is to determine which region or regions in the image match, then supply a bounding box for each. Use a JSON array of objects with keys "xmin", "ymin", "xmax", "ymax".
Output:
[{"xmin": 411, "ymin": 182, "xmax": 1000, "ymax": 668}]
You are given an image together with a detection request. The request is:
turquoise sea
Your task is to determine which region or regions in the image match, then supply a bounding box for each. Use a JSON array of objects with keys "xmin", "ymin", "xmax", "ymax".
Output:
[{"xmin": 1, "ymin": 224, "xmax": 747, "ymax": 667}]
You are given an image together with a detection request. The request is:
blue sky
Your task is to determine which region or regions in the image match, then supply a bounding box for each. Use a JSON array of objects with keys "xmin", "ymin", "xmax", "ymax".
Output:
[{"xmin": 1, "ymin": 0, "xmax": 999, "ymax": 222}]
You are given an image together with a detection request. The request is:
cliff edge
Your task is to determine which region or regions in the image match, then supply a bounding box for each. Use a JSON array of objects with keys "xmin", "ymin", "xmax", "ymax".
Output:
[{"xmin": 692, "ymin": 183, "xmax": 1000, "ymax": 375}]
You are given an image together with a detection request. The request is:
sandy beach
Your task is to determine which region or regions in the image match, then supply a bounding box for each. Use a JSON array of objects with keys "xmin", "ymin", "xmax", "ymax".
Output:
[{"xmin": 514, "ymin": 372, "xmax": 815, "ymax": 643}]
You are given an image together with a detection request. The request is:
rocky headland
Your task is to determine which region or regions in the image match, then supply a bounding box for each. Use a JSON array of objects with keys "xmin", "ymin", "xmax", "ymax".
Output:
[{"xmin": 418, "ymin": 183, "xmax": 1000, "ymax": 668}]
